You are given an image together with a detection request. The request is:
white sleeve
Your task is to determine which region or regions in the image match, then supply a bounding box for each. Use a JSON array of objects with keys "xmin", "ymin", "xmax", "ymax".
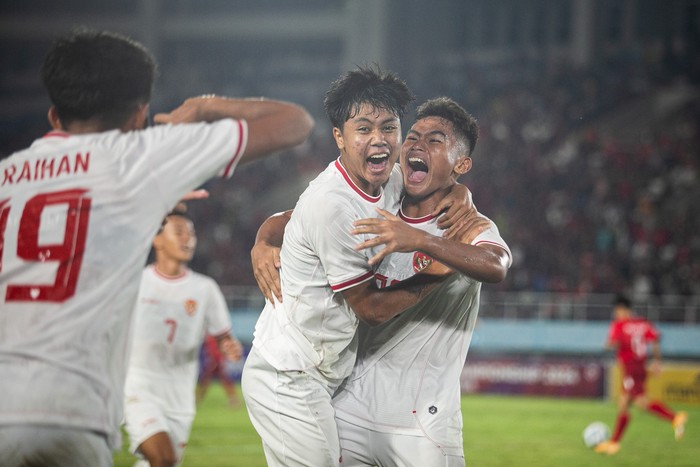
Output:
[
  {"xmin": 305, "ymin": 194, "xmax": 374, "ymax": 292},
  {"xmin": 112, "ymin": 118, "xmax": 247, "ymax": 212},
  {"xmin": 204, "ymin": 277, "xmax": 233, "ymax": 337},
  {"xmin": 472, "ymin": 215, "xmax": 513, "ymax": 267}
]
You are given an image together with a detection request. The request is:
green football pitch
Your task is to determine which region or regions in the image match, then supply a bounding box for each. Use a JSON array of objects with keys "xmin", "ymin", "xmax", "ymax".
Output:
[{"xmin": 113, "ymin": 383, "xmax": 699, "ymax": 467}]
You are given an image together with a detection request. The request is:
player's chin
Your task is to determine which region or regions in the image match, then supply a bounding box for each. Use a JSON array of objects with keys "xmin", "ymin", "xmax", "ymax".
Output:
[
  {"xmin": 180, "ymin": 252, "xmax": 195, "ymax": 262},
  {"xmin": 363, "ymin": 172, "xmax": 391, "ymax": 191},
  {"xmin": 404, "ymin": 180, "xmax": 429, "ymax": 197}
]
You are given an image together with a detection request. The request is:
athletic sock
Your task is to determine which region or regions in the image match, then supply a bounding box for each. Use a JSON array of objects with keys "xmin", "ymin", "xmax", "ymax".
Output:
[
  {"xmin": 612, "ymin": 411, "xmax": 630, "ymax": 442},
  {"xmin": 647, "ymin": 401, "xmax": 675, "ymax": 421}
]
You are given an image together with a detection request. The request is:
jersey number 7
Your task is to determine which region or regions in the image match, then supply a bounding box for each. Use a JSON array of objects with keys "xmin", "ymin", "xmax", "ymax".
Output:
[{"xmin": 0, "ymin": 188, "xmax": 91, "ymax": 302}]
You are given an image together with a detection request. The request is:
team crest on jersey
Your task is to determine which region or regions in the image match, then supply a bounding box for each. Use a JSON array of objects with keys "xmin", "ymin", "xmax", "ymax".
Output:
[
  {"xmin": 183, "ymin": 299, "xmax": 197, "ymax": 315},
  {"xmin": 413, "ymin": 252, "xmax": 433, "ymax": 273}
]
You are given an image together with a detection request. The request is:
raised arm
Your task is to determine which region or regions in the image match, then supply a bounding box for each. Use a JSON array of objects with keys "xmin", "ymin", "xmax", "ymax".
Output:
[
  {"xmin": 251, "ymin": 210, "xmax": 292, "ymax": 303},
  {"xmin": 251, "ymin": 205, "xmax": 448, "ymax": 325},
  {"xmin": 154, "ymin": 96, "xmax": 314, "ymax": 163},
  {"xmin": 341, "ymin": 273, "xmax": 446, "ymax": 326},
  {"xmin": 353, "ymin": 208, "xmax": 510, "ymax": 284},
  {"xmin": 342, "ymin": 211, "xmax": 508, "ymax": 326}
]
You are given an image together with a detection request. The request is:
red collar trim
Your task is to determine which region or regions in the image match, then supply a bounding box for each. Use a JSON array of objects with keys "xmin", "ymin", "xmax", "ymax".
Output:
[
  {"xmin": 150, "ymin": 265, "xmax": 189, "ymax": 281},
  {"xmin": 334, "ymin": 158, "xmax": 381, "ymax": 203},
  {"xmin": 398, "ymin": 205, "xmax": 437, "ymax": 224}
]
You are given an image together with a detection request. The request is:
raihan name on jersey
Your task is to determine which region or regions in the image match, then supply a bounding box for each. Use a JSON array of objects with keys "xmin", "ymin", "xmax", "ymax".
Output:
[{"xmin": 3, "ymin": 149, "xmax": 89, "ymax": 186}]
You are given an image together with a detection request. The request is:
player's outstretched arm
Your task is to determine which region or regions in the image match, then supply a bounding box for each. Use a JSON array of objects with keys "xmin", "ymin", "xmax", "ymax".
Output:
[
  {"xmin": 342, "ymin": 273, "xmax": 445, "ymax": 327},
  {"xmin": 251, "ymin": 210, "xmax": 292, "ymax": 303},
  {"xmin": 344, "ymin": 210, "xmax": 508, "ymax": 326},
  {"xmin": 154, "ymin": 95, "xmax": 314, "ymax": 163},
  {"xmin": 353, "ymin": 208, "xmax": 510, "ymax": 283}
]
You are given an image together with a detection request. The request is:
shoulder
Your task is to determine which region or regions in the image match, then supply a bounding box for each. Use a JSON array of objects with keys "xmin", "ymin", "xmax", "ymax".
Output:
[
  {"xmin": 464, "ymin": 213, "xmax": 511, "ymax": 252},
  {"xmin": 140, "ymin": 265, "xmax": 157, "ymax": 281},
  {"xmin": 387, "ymin": 163, "xmax": 403, "ymax": 183},
  {"xmin": 610, "ymin": 320, "xmax": 628, "ymax": 335},
  {"xmin": 383, "ymin": 164, "xmax": 404, "ymax": 197},
  {"xmin": 297, "ymin": 180, "xmax": 358, "ymax": 219},
  {"xmin": 188, "ymin": 269, "xmax": 220, "ymax": 288},
  {"xmin": 120, "ymin": 120, "xmax": 238, "ymax": 151}
]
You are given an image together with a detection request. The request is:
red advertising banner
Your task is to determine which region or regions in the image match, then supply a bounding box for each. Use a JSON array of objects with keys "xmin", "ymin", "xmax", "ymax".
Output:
[{"xmin": 460, "ymin": 356, "xmax": 605, "ymax": 398}]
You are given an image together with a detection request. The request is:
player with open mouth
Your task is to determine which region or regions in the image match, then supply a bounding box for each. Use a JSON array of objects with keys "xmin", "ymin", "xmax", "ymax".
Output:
[
  {"xmin": 334, "ymin": 104, "xmax": 402, "ymax": 196},
  {"xmin": 401, "ymin": 115, "xmax": 471, "ymax": 206},
  {"xmin": 406, "ymin": 155, "xmax": 429, "ymax": 183}
]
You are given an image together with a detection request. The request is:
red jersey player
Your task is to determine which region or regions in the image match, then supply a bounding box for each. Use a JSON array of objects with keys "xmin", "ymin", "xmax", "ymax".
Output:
[
  {"xmin": 595, "ymin": 295, "xmax": 688, "ymax": 455},
  {"xmin": 197, "ymin": 334, "xmax": 241, "ymax": 408}
]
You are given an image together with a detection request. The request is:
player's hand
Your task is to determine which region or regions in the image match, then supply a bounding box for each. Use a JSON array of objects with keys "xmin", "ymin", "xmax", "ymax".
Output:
[
  {"xmin": 251, "ymin": 240, "xmax": 282, "ymax": 304},
  {"xmin": 352, "ymin": 207, "xmax": 426, "ymax": 266},
  {"xmin": 180, "ymin": 189, "xmax": 210, "ymax": 201},
  {"xmin": 220, "ymin": 337, "xmax": 243, "ymax": 362},
  {"xmin": 454, "ymin": 214, "xmax": 494, "ymax": 244},
  {"xmin": 432, "ymin": 183, "xmax": 474, "ymax": 237},
  {"xmin": 154, "ymin": 95, "xmax": 216, "ymax": 124}
]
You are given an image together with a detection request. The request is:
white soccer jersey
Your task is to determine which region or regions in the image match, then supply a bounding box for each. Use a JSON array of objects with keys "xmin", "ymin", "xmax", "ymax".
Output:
[
  {"xmin": 333, "ymin": 210, "xmax": 511, "ymax": 454},
  {"xmin": 0, "ymin": 119, "xmax": 247, "ymax": 448},
  {"xmin": 251, "ymin": 157, "xmax": 403, "ymax": 389},
  {"xmin": 125, "ymin": 265, "xmax": 232, "ymax": 415}
]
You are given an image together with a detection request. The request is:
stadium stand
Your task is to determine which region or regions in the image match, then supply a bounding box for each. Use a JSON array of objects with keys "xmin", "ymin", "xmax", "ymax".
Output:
[{"xmin": 1, "ymin": 0, "xmax": 698, "ymax": 325}]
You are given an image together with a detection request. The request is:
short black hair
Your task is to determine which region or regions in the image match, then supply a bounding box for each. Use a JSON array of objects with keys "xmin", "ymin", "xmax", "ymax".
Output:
[
  {"xmin": 323, "ymin": 65, "xmax": 414, "ymax": 129},
  {"xmin": 157, "ymin": 205, "xmax": 192, "ymax": 234},
  {"xmin": 613, "ymin": 294, "xmax": 631, "ymax": 308},
  {"xmin": 415, "ymin": 97, "xmax": 479, "ymax": 156},
  {"xmin": 41, "ymin": 27, "xmax": 157, "ymax": 129}
]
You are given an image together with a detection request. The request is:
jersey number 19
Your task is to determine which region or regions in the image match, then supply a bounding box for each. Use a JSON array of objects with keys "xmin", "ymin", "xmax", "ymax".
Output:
[{"xmin": 0, "ymin": 188, "xmax": 91, "ymax": 303}]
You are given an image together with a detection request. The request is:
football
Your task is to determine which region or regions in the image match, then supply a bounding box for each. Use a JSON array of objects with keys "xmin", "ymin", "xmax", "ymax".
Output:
[{"xmin": 582, "ymin": 421, "xmax": 611, "ymax": 448}]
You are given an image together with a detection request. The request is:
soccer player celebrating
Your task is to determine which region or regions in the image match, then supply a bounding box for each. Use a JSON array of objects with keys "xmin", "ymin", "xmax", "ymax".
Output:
[
  {"xmin": 243, "ymin": 68, "xmax": 473, "ymax": 466},
  {"xmin": 0, "ymin": 28, "xmax": 312, "ymax": 466},
  {"xmin": 595, "ymin": 295, "xmax": 688, "ymax": 455},
  {"xmin": 123, "ymin": 206, "xmax": 243, "ymax": 467},
  {"xmin": 333, "ymin": 97, "xmax": 511, "ymax": 466}
]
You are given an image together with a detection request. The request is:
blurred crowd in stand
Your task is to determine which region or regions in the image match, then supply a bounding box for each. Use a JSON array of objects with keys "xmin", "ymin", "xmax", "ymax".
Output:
[
  {"xmin": 186, "ymin": 46, "xmax": 699, "ymax": 299},
  {"xmin": 2, "ymin": 40, "xmax": 697, "ymax": 299}
]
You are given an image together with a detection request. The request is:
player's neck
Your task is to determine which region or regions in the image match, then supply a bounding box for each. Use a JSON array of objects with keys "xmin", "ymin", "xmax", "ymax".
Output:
[
  {"xmin": 401, "ymin": 186, "xmax": 451, "ymax": 218},
  {"xmin": 58, "ymin": 116, "xmax": 115, "ymax": 134},
  {"xmin": 154, "ymin": 259, "xmax": 187, "ymax": 278}
]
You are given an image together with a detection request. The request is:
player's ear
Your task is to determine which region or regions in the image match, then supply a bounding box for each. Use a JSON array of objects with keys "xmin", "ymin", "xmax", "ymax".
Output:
[
  {"xmin": 152, "ymin": 232, "xmax": 164, "ymax": 251},
  {"xmin": 453, "ymin": 156, "xmax": 472, "ymax": 176},
  {"xmin": 47, "ymin": 106, "xmax": 63, "ymax": 130},
  {"xmin": 122, "ymin": 104, "xmax": 150, "ymax": 131},
  {"xmin": 332, "ymin": 126, "xmax": 345, "ymax": 150}
]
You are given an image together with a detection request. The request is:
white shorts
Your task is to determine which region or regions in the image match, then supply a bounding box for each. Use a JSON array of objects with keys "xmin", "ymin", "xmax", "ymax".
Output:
[
  {"xmin": 241, "ymin": 345, "xmax": 340, "ymax": 467},
  {"xmin": 337, "ymin": 417, "xmax": 466, "ymax": 467},
  {"xmin": 123, "ymin": 395, "xmax": 193, "ymax": 462},
  {"xmin": 0, "ymin": 425, "xmax": 112, "ymax": 467}
]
